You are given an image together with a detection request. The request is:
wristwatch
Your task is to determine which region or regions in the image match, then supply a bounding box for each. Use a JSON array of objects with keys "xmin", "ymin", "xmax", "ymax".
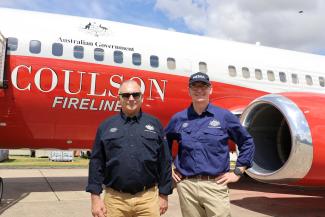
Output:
[{"xmin": 233, "ymin": 167, "xmax": 244, "ymax": 177}]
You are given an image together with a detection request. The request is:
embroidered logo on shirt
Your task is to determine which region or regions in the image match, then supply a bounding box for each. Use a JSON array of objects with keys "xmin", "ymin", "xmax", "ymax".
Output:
[
  {"xmin": 144, "ymin": 124, "xmax": 157, "ymax": 133},
  {"xmin": 109, "ymin": 127, "xmax": 118, "ymax": 132},
  {"xmin": 145, "ymin": 124, "xmax": 155, "ymax": 131},
  {"xmin": 208, "ymin": 119, "xmax": 221, "ymax": 128},
  {"xmin": 182, "ymin": 122, "xmax": 189, "ymax": 128}
]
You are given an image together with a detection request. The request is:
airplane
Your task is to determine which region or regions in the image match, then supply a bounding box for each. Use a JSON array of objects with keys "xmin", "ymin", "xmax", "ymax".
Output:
[{"xmin": 0, "ymin": 7, "xmax": 325, "ymax": 188}]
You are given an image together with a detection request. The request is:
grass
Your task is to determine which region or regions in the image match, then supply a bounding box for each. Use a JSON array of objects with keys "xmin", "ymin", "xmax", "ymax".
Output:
[
  {"xmin": 0, "ymin": 155, "xmax": 235, "ymax": 169},
  {"xmin": 0, "ymin": 155, "xmax": 89, "ymax": 168}
]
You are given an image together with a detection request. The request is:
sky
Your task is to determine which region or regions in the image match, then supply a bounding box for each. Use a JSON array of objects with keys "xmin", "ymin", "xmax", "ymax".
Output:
[{"xmin": 1, "ymin": 0, "xmax": 325, "ymax": 55}]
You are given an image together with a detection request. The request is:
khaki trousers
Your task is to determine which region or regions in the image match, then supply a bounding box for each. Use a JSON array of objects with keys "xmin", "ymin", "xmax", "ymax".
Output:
[
  {"xmin": 177, "ymin": 179, "xmax": 231, "ymax": 217},
  {"xmin": 104, "ymin": 186, "xmax": 160, "ymax": 217}
]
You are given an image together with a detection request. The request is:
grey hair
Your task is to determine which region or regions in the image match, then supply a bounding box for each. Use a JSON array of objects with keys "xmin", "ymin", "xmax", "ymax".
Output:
[{"xmin": 118, "ymin": 80, "xmax": 143, "ymax": 94}]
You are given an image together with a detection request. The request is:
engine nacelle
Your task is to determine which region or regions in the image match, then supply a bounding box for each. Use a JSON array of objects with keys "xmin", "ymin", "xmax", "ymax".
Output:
[{"xmin": 240, "ymin": 93, "xmax": 325, "ymax": 186}]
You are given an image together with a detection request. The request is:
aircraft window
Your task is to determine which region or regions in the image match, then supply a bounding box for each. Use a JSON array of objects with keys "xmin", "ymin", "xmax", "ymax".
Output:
[
  {"xmin": 255, "ymin": 69, "xmax": 262, "ymax": 80},
  {"xmin": 52, "ymin": 43, "xmax": 63, "ymax": 56},
  {"xmin": 132, "ymin": 53, "xmax": 141, "ymax": 66},
  {"xmin": 319, "ymin": 76, "xmax": 325, "ymax": 87},
  {"xmin": 228, "ymin": 65, "xmax": 236, "ymax": 77},
  {"xmin": 114, "ymin": 51, "xmax": 123, "ymax": 63},
  {"xmin": 279, "ymin": 72, "xmax": 287, "ymax": 82},
  {"xmin": 167, "ymin": 57, "xmax": 176, "ymax": 70},
  {"xmin": 267, "ymin": 70, "xmax": 275, "ymax": 81},
  {"xmin": 242, "ymin": 67, "xmax": 250, "ymax": 78},
  {"xmin": 150, "ymin": 55, "xmax": 159, "ymax": 68},
  {"xmin": 94, "ymin": 48, "xmax": 104, "ymax": 61},
  {"xmin": 305, "ymin": 75, "xmax": 313, "ymax": 85},
  {"xmin": 73, "ymin": 45, "xmax": 84, "ymax": 59},
  {"xmin": 199, "ymin": 62, "xmax": 207, "ymax": 73},
  {"xmin": 7, "ymin": 37, "xmax": 18, "ymax": 51},
  {"xmin": 291, "ymin": 73, "xmax": 299, "ymax": 84},
  {"xmin": 29, "ymin": 40, "xmax": 41, "ymax": 54}
]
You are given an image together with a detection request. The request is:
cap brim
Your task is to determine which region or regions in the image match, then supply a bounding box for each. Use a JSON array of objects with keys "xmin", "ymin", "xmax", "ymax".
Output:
[{"xmin": 189, "ymin": 79, "xmax": 211, "ymax": 85}]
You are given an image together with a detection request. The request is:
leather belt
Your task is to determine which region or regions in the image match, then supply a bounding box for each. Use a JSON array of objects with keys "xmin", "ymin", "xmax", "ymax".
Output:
[
  {"xmin": 183, "ymin": 175, "xmax": 218, "ymax": 181},
  {"xmin": 111, "ymin": 183, "xmax": 156, "ymax": 194}
]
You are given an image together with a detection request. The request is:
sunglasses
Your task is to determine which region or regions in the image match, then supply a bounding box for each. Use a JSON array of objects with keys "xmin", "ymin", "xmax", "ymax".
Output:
[{"xmin": 119, "ymin": 92, "xmax": 142, "ymax": 99}]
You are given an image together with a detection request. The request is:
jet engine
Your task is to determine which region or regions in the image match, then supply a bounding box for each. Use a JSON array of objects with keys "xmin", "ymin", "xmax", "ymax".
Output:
[{"xmin": 240, "ymin": 93, "xmax": 325, "ymax": 186}]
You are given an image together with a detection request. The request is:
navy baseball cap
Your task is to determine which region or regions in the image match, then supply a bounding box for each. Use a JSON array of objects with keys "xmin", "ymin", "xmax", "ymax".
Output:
[{"xmin": 189, "ymin": 72, "xmax": 211, "ymax": 86}]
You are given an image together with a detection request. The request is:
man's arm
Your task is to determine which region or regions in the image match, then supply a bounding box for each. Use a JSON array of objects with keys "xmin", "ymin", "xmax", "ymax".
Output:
[
  {"xmin": 157, "ymin": 125, "xmax": 173, "ymax": 195},
  {"xmin": 165, "ymin": 116, "xmax": 182, "ymax": 183},
  {"xmin": 157, "ymin": 120, "xmax": 173, "ymax": 214},
  {"xmin": 164, "ymin": 116, "xmax": 180, "ymax": 155},
  {"xmin": 86, "ymin": 127, "xmax": 107, "ymax": 216},
  {"xmin": 225, "ymin": 112, "xmax": 255, "ymax": 169},
  {"xmin": 215, "ymin": 112, "xmax": 255, "ymax": 185}
]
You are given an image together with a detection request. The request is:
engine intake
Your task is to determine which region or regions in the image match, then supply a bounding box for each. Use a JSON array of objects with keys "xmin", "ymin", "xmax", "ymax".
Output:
[{"xmin": 240, "ymin": 94, "xmax": 313, "ymax": 185}]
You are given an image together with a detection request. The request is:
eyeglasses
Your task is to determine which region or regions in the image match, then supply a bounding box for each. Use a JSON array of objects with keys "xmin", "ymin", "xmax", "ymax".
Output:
[{"xmin": 119, "ymin": 92, "xmax": 142, "ymax": 99}]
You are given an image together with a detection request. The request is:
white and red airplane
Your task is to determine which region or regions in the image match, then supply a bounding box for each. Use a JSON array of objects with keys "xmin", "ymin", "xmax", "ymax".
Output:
[{"xmin": 1, "ymin": 8, "xmax": 325, "ymax": 187}]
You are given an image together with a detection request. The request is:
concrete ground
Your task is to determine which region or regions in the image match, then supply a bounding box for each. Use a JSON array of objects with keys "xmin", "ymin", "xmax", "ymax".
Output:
[{"xmin": 0, "ymin": 169, "xmax": 325, "ymax": 217}]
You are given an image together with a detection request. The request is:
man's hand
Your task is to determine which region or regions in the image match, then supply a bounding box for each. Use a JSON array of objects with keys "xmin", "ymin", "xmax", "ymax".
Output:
[
  {"xmin": 91, "ymin": 194, "xmax": 107, "ymax": 217},
  {"xmin": 215, "ymin": 167, "xmax": 246, "ymax": 186},
  {"xmin": 172, "ymin": 168, "xmax": 182, "ymax": 183},
  {"xmin": 215, "ymin": 172, "xmax": 240, "ymax": 186},
  {"xmin": 159, "ymin": 194, "xmax": 168, "ymax": 215}
]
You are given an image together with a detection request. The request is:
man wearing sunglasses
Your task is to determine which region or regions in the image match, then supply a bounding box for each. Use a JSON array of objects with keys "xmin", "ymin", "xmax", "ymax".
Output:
[
  {"xmin": 165, "ymin": 72, "xmax": 255, "ymax": 217},
  {"xmin": 86, "ymin": 80, "xmax": 172, "ymax": 217}
]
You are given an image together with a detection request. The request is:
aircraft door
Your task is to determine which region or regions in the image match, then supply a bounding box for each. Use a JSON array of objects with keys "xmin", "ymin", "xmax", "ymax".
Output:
[{"xmin": 0, "ymin": 32, "xmax": 6, "ymax": 88}]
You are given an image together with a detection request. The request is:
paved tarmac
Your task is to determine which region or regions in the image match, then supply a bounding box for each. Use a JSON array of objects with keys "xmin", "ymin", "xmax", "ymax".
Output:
[{"xmin": 1, "ymin": 169, "xmax": 325, "ymax": 217}]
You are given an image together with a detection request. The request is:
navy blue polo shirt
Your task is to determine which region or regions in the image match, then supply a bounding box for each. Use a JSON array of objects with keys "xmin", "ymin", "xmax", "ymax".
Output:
[
  {"xmin": 86, "ymin": 111, "xmax": 172, "ymax": 195},
  {"xmin": 165, "ymin": 103, "xmax": 255, "ymax": 176}
]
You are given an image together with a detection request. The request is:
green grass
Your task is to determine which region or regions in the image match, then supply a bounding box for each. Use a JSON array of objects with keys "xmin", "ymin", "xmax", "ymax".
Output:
[
  {"xmin": 0, "ymin": 155, "xmax": 89, "ymax": 168},
  {"xmin": 0, "ymin": 155, "xmax": 236, "ymax": 169}
]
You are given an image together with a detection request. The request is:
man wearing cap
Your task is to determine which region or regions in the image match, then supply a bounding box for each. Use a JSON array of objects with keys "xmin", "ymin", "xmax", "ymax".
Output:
[
  {"xmin": 165, "ymin": 72, "xmax": 255, "ymax": 217},
  {"xmin": 86, "ymin": 80, "xmax": 172, "ymax": 217}
]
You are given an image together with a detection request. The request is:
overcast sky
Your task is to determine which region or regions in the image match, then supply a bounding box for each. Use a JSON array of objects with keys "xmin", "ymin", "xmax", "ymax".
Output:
[{"xmin": 1, "ymin": 0, "xmax": 324, "ymax": 55}]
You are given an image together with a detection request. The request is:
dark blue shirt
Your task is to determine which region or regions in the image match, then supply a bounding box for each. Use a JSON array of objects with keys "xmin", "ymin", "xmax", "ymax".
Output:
[
  {"xmin": 86, "ymin": 111, "xmax": 172, "ymax": 195},
  {"xmin": 165, "ymin": 103, "xmax": 254, "ymax": 176}
]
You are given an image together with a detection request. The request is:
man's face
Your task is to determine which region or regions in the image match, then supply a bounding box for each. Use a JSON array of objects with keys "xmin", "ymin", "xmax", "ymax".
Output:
[
  {"xmin": 119, "ymin": 81, "xmax": 142, "ymax": 116},
  {"xmin": 189, "ymin": 81, "xmax": 212, "ymax": 103}
]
